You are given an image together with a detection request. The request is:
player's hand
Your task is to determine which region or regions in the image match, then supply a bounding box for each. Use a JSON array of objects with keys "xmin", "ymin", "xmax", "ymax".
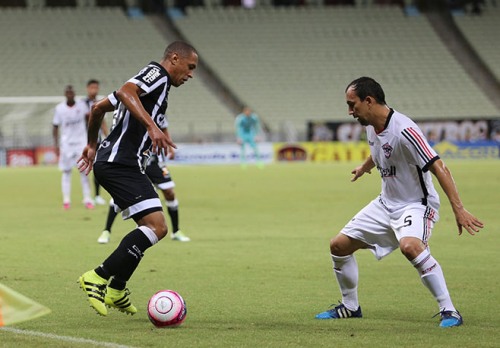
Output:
[
  {"xmin": 77, "ymin": 145, "xmax": 96, "ymax": 176},
  {"xmin": 351, "ymin": 166, "xmax": 371, "ymax": 182},
  {"xmin": 148, "ymin": 125, "xmax": 176, "ymax": 155},
  {"xmin": 237, "ymin": 138, "xmax": 243, "ymax": 145},
  {"xmin": 167, "ymin": 146, "xmax": 175, "ymax": 160},
  {"xmin": 455, "ymin": 208, "xmax": 484, "ymax": 236}
]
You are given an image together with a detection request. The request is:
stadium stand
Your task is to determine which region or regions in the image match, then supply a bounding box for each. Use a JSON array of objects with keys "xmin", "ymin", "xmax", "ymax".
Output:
[
  {"xmin": 1, "ymin": 4, "xmax": 499, "ymax": 147},
  {"xmin": 453, "ymin": 6, "xmax": 500, "ymax": 82},
  {"xmin": 173, "ymin": 5, "xmax": 500, "ymax": 138},
  {"xmin": 0, "ymin": 7, "xmax": 235, "ymax": 146}
]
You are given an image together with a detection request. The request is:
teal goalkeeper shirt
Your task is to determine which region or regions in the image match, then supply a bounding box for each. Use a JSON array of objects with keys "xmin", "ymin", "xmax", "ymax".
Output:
[{"xmin": 235, "ymin": 113, "xmax": 260, "ymax": 139}]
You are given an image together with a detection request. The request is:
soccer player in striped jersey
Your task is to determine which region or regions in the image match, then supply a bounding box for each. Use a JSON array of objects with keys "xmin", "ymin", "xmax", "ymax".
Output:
[
  {"xmin": 315, "ymin": 77, "xmax": 484, "ymax": 327},
  {"xmin": 77, "ymin": 41, "xmax": 197, "ymax": 316}
]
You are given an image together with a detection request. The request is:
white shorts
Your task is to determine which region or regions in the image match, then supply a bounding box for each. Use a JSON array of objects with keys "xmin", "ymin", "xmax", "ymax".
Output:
[
  {"xmin": 58, "ymin": 147, "xmax": 83, "ymax": 171},
  {"xmin": 341, "ymin": 197, "xmax": 439, "ymax": 260}
]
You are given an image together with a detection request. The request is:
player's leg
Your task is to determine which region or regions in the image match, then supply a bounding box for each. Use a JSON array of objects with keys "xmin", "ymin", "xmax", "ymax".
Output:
[
  {"xmin": 316, "ymin": 199, "xmax": 395, "ymax": 319},
  {"xmin": 248, "ymin": 137, "xmax": 261, "ymax": 164},
  {"xmin": 59, "ymin": 151, "xmax": 72, "ymax": 209},
  {"xmin": 315, "ymin": 234, "xmax": 366, "ymax": 319},
  {"xmin": 163, "ymin": 189, "xmax": 190, "ymax": 242},
  {"xmin": 147, "ymin": 163, "xmax": 191, "ymax": 242},
  {"xmin": 102, "ymin": 211, "xmax": 166, "ymax": 315},
  {"xmin": 79, "ymin": 171, "xmax": 94, "ymax": 209},
  {"xmin": 93, "ymin": 175, "xmax": 106, "ymax": 205},
  {"xmin": 98, "ymin": 199, "xmax": 116, "ymax": 244},
  {"xmin": 240, "ymin": 140, "xmax": 247, "ymax": 165},
  {"xmin": 61, "ymin": 169, "xmax": 72, "ymax": 210},
  {"xmin": 79, "ymin": 162, "xmax": 164, "ymax": 315},
  {"xmin": 396, "ymin": 207, "xmax": 462, "ymax": 327}
]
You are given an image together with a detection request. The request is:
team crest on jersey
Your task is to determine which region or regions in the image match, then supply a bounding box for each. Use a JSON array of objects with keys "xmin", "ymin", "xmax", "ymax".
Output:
[
  {"xmin": 382, "ymin": 143, "xmax": 393, "ymax": 158},
  {"xmin": 100, "ymin": 140, "xmax": 110, "ymax": 149}
]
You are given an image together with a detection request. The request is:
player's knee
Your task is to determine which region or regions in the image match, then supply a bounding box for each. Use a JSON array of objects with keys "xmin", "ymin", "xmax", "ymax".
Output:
[
  {"xmin": 399, "ymin": 239, "xmax": 425, "ymax": 260},
  {"xmin": 141, "ymin": 214, "xmax": 169, "ymax": 240},
  {"xmin": 151, "ymin": 222, "xmax": 168, "ymax": 240},
  {"xmin": 164, "ymin": 189, "xmax": 175, "ymax": 201},
  {"xmin": 330, "ymin": 236, "xmax": 346, "ymax": 256}
]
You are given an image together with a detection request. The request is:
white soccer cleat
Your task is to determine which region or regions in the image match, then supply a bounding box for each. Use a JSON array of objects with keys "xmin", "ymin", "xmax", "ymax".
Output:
[
  {"xmin": 97, "ymin": 230, "xmax": 111, "ymax": 244},
  {"xmin": 94, "ymin": 196, "xmax": 107, "ymax": 205},
  {"xmin": 171, "ymin": 231, "xmax": 191, "ymax": 242}
]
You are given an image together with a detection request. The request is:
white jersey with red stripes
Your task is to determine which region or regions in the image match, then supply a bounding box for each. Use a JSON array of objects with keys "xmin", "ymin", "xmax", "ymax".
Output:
[{"xmin": 366, "ymin": 109, "xmax": 440, "ymax": 213}]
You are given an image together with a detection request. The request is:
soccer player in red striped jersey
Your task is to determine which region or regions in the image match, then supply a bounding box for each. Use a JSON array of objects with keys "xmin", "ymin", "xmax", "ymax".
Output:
[{"xmin": 315, "ymin": 77, "xmax": 484, "ymax": 327}]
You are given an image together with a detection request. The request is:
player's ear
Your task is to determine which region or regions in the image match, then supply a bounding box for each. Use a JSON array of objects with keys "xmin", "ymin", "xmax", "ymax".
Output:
[{"xmin": 170, "ymin": 52, "xmax": 179, "ymax": 65}]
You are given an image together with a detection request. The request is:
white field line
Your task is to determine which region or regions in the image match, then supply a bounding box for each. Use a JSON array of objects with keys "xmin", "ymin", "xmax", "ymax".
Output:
[{"xmin": 0, "ymin": 327, "xmax": 138, "ymax": 348}]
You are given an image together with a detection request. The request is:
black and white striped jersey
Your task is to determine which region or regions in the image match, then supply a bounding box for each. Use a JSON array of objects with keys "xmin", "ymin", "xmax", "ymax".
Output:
[{"xmin": 95, "ymin": 61, "xmax": 170, "ymax": 170}]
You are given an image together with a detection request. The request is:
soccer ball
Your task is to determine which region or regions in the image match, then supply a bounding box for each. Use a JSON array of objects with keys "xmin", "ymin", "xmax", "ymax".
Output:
[{"xmin": 147, "ymin": 290, "xmax": 187, "ymax": 328}]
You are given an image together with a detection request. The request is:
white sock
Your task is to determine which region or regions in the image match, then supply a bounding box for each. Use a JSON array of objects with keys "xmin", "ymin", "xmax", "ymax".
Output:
[
  {"xmin": 80, "ymin": 172, "xmax": 92, "ymax": 203},
  {"xmin": 62, "ymin": 171, "xmax": 71, "ymax": 203},
  {"xmin": 411, "ymin": 249, "xmax": 456, "ymax": 312},
  {"xmin": 331, "ymin": 254, "xmax": 359, "ymax": 311},
  {"xmin": 166, "ymin": 199, "xmax": 179, "ymax": 210}
]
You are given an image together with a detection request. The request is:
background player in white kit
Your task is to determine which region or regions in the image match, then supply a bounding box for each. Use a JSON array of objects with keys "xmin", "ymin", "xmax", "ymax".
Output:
[
  {"xmin": 52, "ymin": 85, "xmax": 94, "ymax": 210},
  {"xmin": 315, "ymin": 77, "xmax": 484, "ymax": 327}
]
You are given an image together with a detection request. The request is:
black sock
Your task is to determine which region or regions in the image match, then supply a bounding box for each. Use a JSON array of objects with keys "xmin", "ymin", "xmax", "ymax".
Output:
[
  {"xmin": 168, "ymin": 207, "xmax": 179, "ymax": 233},
  {"xmin": 109, "ymin": 277, "xmax": 127, "ymax": 290},
  {"xmin": 105, "ymin": 206, "xmax": 117, "ymax": 232},
  {"xmin": 100, "ymin": 228, "xmax": 154, "ymax": 282},
  {"xmin": 94, "ymin": 265, "xmax": 110, "ymax": 280},
  {"xmin": 94, "ymin": 176, "xmax": 100, "ymax": 196}
]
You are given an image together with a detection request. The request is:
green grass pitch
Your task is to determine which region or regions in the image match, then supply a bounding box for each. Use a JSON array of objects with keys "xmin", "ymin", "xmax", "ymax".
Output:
[{"xmin": 0, "ymin": 161, "xmax": 499, "ymax": 347}]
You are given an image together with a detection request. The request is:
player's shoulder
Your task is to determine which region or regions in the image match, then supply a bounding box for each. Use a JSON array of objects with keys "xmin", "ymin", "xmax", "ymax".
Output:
[
  {"xmin": 135, "ymin": 61, "xmax": 168, "ymax": 84},
  {"xmin": 54, "ymin": 101, "xmax": 68, "ymax": 112},
  {"xmin": 391, "ymin": 110, "xmax": 419, "ymax": 132}
]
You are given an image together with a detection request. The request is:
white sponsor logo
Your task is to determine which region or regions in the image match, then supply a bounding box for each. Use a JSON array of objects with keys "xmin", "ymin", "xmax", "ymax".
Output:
[{"xmin": 143, "ymin": 67, "xmax": 161, "ymax": 84}]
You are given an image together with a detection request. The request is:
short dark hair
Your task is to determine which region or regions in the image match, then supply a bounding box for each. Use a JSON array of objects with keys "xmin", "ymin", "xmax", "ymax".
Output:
[
  {"xmin": 163, "ymin": 41, "xmax": 197, "ymax": 60},
  {"xmin": 346, "ymin": 77, "xmax": 386, "ymax": 105},
  {"xmin": 87, "ymin": 79, "xmax": 99, "ymax": 86}
]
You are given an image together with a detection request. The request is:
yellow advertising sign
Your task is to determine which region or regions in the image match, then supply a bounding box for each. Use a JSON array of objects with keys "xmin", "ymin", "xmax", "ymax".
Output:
[{"xmin": 274, "ymin": 142, "xmax": 370, "ymax": 162}]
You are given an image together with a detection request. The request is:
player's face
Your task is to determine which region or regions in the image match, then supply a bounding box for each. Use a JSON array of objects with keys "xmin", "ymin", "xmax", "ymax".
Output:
[
  {"xmin": 65, "ymin": 89, "xmax": 75, "ymax": 103},
  {"xmin": 170, "ymin": 52, "xmax": 198, "ymax": 87},
  {"xmin": 346, "ymin": 87, "xmax": 369, "ymax": 126},
  {"xmin": 87, "ymin": 83, "xmax": 99, "ymax": 99}
]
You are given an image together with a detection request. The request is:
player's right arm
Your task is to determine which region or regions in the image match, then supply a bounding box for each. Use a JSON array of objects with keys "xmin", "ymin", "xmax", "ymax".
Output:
[
  {"xmin": 78, "ymin": 97, "xmax": 114, "ymax": 175},
  {"xmin": 351, "ymin": 155, "xmax": 375, "ymax": 182},
  {"xmin": 235, "ymin": 115, "xmax": 243, "ymax": 144},
  {"xmin": 115, "ymin": 82, "xmax": 176, "ymax": 154},
  {"xmin": 52, "ymin": 125, "xmax": 59, "ymax": 157},
  {"xmin": 52, "ymin": 106, "xmax": 61, "ymax": 157}
]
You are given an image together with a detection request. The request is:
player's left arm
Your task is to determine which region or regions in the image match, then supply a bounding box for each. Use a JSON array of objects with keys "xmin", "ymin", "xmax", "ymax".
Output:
[
  {"xmin": 254, "ymin": 115, "xmax": 263, "ymax": 141},
  {"xmin": 78, "ymin": 97, "xmax": 114, "ymax": 175},
  {"xmin": 429, "ymin": 159, "xmax": 484, "ymax": 235},
  {"xmin": 161, "ymin": 127, "xmax": 175, "ymax": 161}
]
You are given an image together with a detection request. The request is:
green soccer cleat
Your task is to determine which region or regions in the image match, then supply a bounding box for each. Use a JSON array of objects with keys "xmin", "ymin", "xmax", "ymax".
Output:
[
  {"xmin": 78, "ymin": 270, "xmax": 108, "ymax": 316},
  {"xmin": 105, "ymin": 287, "xmax": 137, "ymax": 315}
]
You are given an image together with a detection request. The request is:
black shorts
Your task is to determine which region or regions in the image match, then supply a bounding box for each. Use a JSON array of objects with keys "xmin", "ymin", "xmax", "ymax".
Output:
[
  {"xmin": 93, "ymin": 161, "xmax": 163, "ymax": 220},
  {"xmin": 145, "ymin": 161, "xmax": 175, "ymax": 190}
]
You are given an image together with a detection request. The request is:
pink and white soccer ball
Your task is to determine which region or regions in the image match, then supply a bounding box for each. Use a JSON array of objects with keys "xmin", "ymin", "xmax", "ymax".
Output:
[{"xmin": 147, "ymin": 290, "xmax": 187, "ymax": 328}]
